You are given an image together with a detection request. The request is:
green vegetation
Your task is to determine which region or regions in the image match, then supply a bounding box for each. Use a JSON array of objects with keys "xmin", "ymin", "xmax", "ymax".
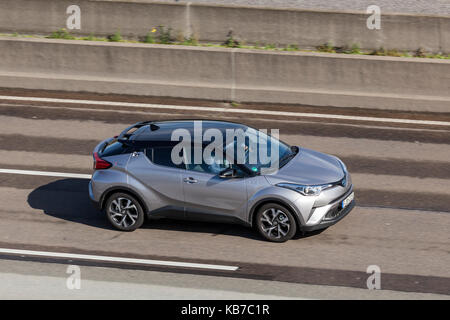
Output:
[
  {"xmin": 81, "ymin": 33, "xmax": 107, "ymax": 42},
  {"xmin": 414, "ymin": 47, "xmax": 427, "ymax": 58},
  {"xmin": 108, "ymin": 30, "xmax": 122, "ymax": 42},
  {"xmin": 426, "ymin": 53, "xmax": 449, "ymax": 59},
  {"xmin": 346, "ymin": 43, "xmax": 361, "ymax": 54},
  {"xmin": 143, "ymin": 30, "xmax": 156, "ymax": 44},
  {"xmin": 223, "ymin": 30, "xmax": 240, "ymax": 48},
  {"xmin": 4, "ymin": 30, "xmax": 449, "ymax": 60},
  {"xmin": 314, "ymin": 42, "xmax": 449, "ymax": 59},
  {"xmin": 385, "ymin": 49, "xmax": 403, "ymax": 57},
  {"xmin": 157, "ymin": 26, "xmax": 173, "ymax": 44},
  {"xmin": 263, "ymin": 43, "xmax": 277, "ymax": 50},
  {"xmin": 284, "ymin": 44, "xmax": 299, "ymax": 51},
  {"xmin": 251, "ymin": 42, "xmax": 262, "ymax": 50},
  {"xmin": 369, "ymin": 47, "xmax": 402, "ymax": 57},
  {"xmin": 182, "ymin": 36, "xmax": 198, "ymax": 46},
  {"xmin": 48, "ymin": 28, "xmax": 75, "ymax": 40},
  {"xmin": 318, "ymin": 43, "xmax": 360, "ymax": 54},
  {"xmin": 82, "ymin": 33, "xmax": 95, "ymax": 41},
  {"xmin": 369, "ymin": 47, "xmax": 387, "ymax": 56},
  {"xmin": 316, "ymin": 42, "xmax": 335, "ymax": 53}
]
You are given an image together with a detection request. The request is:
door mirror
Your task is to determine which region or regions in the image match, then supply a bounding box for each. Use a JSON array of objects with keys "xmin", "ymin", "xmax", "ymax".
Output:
[{"xmin": 219, "ymin": 167, "xmax": 237, "ymax": 178}]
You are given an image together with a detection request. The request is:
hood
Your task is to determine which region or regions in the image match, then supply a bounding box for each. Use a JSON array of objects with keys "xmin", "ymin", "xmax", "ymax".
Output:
[{"xmin": 266, "ymin": 147, "xmax": 345, "ymax": 185}]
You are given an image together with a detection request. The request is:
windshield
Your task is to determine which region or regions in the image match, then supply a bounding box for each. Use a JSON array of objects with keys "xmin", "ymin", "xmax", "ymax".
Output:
[{"xmin": 223, "ymin": 128, "xmax": 295, "ymax": 173}]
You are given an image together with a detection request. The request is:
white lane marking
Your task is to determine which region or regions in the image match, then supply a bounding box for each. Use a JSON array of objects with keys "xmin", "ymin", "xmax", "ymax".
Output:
[
  {"xmin": 0, "ymin": 248, "xmax": 239, "ymax": 271},
  {"xmin": 1, "ymin": 95, "xmax": 450, "ymax": 127},
  {"xmin": 0, "ymin": 168, "xmax": 91, "ymax": 179}
]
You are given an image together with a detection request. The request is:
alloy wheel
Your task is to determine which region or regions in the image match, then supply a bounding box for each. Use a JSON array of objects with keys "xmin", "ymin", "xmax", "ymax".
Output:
[
  {"xmin": 259, "ymin": 207, "xmax": 291, "ymax": 239},
  {"xmin": 108, "ymin": 197, "xmax": 139, "ymax": 228}
]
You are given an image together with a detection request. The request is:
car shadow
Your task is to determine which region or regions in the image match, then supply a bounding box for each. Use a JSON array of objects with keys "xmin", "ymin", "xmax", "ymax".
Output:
[
  {"xmin": 27, "ymin": 178, "xmax": 114, "ymax": 230},
  {"xmin": 294, "ymin": 228, "xmax": 327, "ymax": 239},
  {"xmin": 140, "ymin": 218, "xmax": 263, "ymax": 241},
  {"xmin": 26, "ymin": 179, "xmax": 268, "ymax": 241}
]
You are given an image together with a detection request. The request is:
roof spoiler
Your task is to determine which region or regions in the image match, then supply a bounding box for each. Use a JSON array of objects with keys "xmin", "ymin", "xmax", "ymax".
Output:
[{"xmin": 117, "ymin": 121, "xmax": 153, "ymax": 142}]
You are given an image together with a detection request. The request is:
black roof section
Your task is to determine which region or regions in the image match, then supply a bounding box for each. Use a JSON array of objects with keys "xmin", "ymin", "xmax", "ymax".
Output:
[
  {"xmin": 117, "ymin": 120, "xmax": 249, "ymax": 146},
  {"xmin": 130, "ymin": 120, "xmax": 247, "ymax": 140}
]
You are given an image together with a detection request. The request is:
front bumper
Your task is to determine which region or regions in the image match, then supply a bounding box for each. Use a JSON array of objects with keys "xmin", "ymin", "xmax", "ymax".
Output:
[
  {"xmin": 301, "ymin": 187, "xmax": 355, "ymax": 232},
  {"xmin": 301, "ymin": 199, "xmax": 355, "ymax": 232}
]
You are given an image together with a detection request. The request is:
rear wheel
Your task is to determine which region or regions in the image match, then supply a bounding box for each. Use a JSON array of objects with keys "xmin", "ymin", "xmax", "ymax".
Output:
[
  {"xmin": 255, "ymin": 203, "xmax": 297, "ymax": 242},
  {"xmin": 105, "ymin": 192, "xmax": 144, "ymax": 231}
]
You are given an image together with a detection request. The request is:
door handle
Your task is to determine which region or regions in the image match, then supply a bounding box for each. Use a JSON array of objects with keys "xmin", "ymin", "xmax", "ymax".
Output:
[{"xmin": 183, "ymin": 177, "xmax": 198, "ymax": 184}]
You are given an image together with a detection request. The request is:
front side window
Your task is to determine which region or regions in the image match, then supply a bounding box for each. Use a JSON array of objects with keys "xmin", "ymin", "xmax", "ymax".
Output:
[
  {"xmin": 185, "ymin": 147, "xmax": 230, "ymax": 175},
  {"xmin": 223, "ymin": 129, "xmax": 294, "ymax": 173}
]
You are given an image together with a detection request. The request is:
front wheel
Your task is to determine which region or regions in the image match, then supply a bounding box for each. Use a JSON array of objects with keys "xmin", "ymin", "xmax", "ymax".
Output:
[
  {"xmin": 105, "ymin": 193, "xmax": 144, "ymax": 231},
  {"xmin": 255, "ymin": 203, "xmax": 297, "ymax": 242}
]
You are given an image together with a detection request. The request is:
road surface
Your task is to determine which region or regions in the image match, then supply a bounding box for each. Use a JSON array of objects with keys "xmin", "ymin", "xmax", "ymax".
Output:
[{"xmin": 0, "ymin": 88, "xmax": 448, "ymax": 299}]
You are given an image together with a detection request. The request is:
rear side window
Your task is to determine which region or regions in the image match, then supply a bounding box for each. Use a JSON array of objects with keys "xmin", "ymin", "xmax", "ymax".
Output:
[
  {"xmin": 146, "ymin": 146, "xmax": 184, "ymax": 169},
  {"xmin": 100, "ymin": 140, "xmax": 132, "ymax": 157}
]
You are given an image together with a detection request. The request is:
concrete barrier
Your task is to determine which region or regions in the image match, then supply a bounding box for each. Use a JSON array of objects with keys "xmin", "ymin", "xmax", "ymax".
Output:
[
  {"xmin": 0, "ymin": 0, "xmax": 449, "ymax": 53},
  {"xmin": 0, "ymin": 0, "xmax": 187, "ymax": 39},
  {"xmin": 0, "ymin": 37, "xmax": 449, "ymax": 112}
]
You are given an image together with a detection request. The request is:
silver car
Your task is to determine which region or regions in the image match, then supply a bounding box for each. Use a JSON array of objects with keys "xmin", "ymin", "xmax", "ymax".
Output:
[{"xmin": 89, "ymin": 120, "xmax": 354, "ymax": 242}]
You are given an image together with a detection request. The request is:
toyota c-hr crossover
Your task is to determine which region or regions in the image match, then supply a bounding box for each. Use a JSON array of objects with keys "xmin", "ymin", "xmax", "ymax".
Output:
[{"xmin": 89, "ymin": 120, "xmax": 354, "ymax": 242}]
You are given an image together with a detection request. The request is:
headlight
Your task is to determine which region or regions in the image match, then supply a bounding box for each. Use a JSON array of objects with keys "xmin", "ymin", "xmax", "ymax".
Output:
[{"xmin": 276, "ymin": 183, "xmax": 333, "ymax": 196}]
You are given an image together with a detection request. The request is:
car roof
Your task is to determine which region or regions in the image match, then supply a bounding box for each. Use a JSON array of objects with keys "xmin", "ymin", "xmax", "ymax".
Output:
[{"xmin": 130, "ymin": 120, "xmax": 249, "ymax": 142}]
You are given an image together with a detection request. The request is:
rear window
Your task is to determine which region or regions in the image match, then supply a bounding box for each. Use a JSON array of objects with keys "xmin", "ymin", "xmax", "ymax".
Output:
[{"xmin": 100, "ymin": 140, "xmax": 132, "ymax": 157}]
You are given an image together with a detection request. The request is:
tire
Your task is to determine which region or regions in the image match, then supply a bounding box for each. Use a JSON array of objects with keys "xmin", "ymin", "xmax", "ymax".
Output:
[
  {"xmin": 255, "ymin": 203, "xmax": 297, "ymax": 242},
  {"xmin": 105, "ymin": 192, "xmax": 144, "ymax": 231}
]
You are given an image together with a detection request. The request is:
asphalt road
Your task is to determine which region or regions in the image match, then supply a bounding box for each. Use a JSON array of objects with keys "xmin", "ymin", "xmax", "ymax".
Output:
[
  {"xmin": 0, "ymin": 88, "xmax": 449, "ymax": 299},
  {"xmin": 164, "ymin": 0, "xmax": 450, "ymax": 16},
  {"xmin": 0, "ymin": 259, "xmax": 446, "ymax": 299}
]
